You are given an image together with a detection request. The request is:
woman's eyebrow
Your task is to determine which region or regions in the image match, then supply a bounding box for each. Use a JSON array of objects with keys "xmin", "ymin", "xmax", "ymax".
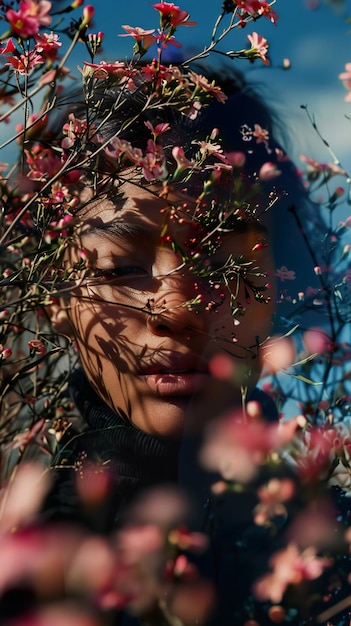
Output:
[{"xmin": 81, "ymin": 221, "xmax": 148, "ymax": 240}]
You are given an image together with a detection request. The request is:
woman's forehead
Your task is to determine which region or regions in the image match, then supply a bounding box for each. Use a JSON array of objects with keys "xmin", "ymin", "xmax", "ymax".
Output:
[
  {"xmin": 78, "ymin": 181, "xmax": 269, "ymax": 243},
  {"xmin": 78, "ymin": 183, "xmax": 198, "ymax": 232}
]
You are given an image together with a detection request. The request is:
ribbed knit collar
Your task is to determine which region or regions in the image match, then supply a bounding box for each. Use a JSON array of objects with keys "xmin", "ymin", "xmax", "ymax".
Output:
[{"xmin": 69, "ymin": 370, "xmax": 180, "ymax": 494}]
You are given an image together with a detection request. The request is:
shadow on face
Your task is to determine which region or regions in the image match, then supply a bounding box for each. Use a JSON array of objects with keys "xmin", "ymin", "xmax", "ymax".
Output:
[{"xmin": 58, "ymin": 181, "xmax": 277, "ymax": 437}]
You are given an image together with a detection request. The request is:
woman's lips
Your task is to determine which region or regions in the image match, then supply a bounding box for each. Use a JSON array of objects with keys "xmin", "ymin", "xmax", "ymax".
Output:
[{"xmin": 141, "ymin": 371, "xmax": 210, "ymax": 397}]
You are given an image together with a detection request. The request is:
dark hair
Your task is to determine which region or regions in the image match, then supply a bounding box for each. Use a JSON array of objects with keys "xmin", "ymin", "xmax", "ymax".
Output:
[
  {"xmin": 77, "ymin": 64, "xmax": 324, "ymax": 330},
  {"xmin": 47, "ymin": 63, "xmax": 324, "ymax": 334}
]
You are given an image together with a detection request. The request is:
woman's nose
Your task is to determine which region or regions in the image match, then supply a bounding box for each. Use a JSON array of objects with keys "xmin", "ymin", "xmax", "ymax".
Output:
[{"xmin": 145, "ymin": 274, "xmax": 210, "ymax": 337}]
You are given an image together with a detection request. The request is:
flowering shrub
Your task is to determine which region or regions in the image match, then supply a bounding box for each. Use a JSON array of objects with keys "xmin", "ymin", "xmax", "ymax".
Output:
[
  {"xmin": 0, "ymin": 1, "xmax": 351, "ymax": 625},
  {"xmin": 0, "ymin": 0, "xmax": 283, "ymax": 475}
]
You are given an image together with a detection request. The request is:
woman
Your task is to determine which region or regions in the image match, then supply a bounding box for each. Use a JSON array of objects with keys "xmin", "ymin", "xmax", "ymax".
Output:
[
  {"xmin": 33, "ymin": 62, "xmax": 327, "ymax": 624},
  {"xmin": 0, "ymin": 47, "xmax": 332, "ymax": 623}
]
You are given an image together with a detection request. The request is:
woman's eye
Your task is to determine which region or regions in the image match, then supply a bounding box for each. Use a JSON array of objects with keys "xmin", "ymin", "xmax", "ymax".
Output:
[{"xmin": 91, "ymin": 266, "xmax": 148, "ymax": 279}]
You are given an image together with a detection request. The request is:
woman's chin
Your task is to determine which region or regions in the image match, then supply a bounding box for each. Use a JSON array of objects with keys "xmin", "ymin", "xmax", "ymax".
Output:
[{"xmin": 129, "ymin": 395, "xmax": 193, "ymax": 438}]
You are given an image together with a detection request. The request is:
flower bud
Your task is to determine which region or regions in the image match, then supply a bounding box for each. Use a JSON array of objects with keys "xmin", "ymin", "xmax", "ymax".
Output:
[
  {"xmin": 80, "ymin": 4, "xmax": 94, "ymax": 28},
  {"xmin": 259, "ymin": 162, "xmax": 281, "ymax": 181},
  {"xmin": 1, "ymin": 347, "xmax": 12, "ymax": 359}
]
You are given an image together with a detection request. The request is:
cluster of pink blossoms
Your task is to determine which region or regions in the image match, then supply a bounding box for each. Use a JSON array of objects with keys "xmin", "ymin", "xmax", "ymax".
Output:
[
  {"xmin": 233, "ymin": 0, "xmax": 279, "ymax": 25},
  {"xmin": 6, "ymin": 0, "xmax": 52, "ymax": 38}
]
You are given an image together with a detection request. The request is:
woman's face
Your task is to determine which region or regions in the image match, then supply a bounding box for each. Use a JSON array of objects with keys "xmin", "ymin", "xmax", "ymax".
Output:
[{"xmin": 65, "ymin": 182, "xmax": 276, "ymax": 437}]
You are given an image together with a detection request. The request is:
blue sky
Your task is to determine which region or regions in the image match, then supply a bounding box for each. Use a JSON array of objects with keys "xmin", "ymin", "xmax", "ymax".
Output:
[{"xmin": 85, "ymin": 0, "xmax": 351, "ymax": 183}]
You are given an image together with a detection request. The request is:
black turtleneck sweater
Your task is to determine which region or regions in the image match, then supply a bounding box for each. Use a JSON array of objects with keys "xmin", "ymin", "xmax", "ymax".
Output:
[
  {"xmin": 44, "ymin": 370, "xmax": 180, "ymax": 531},
  {"xmin": 43, "ymin": 370, "xmax": 285, "ymax": 626}
]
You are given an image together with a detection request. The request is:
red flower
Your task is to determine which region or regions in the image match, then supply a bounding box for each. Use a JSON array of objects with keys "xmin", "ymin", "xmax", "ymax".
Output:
[
  {"xmin": 233, "ymin": 0, "xmax": 262, "ymax": 12},
  {"xmin": 0, "ymin": 38, "xmax": 16, "ymax": 54},
  {"xmin": 6, "ymin": 50, "xmax": 44, "ymax": 75},
  {"xmin": 258, "ymin": 1, "xmax": 279, "ymax": 25},
  {"xmin": 25, "ymin": 145, "xmax": 62, "ymax": 180},
  {"xmin": 81, "ymin": 60, "xmax": 130, "ymax": 79},
  {"xmin": 153, "ymin": 2, "xmax": 196, "ymax": 28},
  {"xmin": 35, "ymin": 32, "xmax": 61, "ymax": 61},
  {"xmin": 6, "ymin": 0, "xmax": 52, "ymax": 38},
  {"xmin": 233, "ymin": 0, "xmax": 279, "ymax": 25}
]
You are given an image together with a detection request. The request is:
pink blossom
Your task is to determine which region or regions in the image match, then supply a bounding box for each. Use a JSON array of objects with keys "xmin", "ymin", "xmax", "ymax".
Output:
[
  {"xmin": 62, "ymin": 113, "xmax": 89, "ymax": 149},
  {"xmin": 119, "ymin": 25, "xmax": 156, "ymax": 51},
  {"xmin": 288, "ymin": 503, "xmax": 337, "ymax": 550},
  {"xmin": 233, "ymin": 1, "xmax": 279, "ymax": 25},
  {"xmin": 259, "ymin": 161, "xmax": 281, "ymax": 180},
  {"xmin": 6, "ymin": 49, "xmax": 44, "ymax": 75},
  {"xmin": 340, "ymin": 216, "xmax": 351, "ymax": 229},
  {"xmin": 87, "ymin": 31, "xmax": 104, "ymax": 55},
  {"xmin": 195, "ymin": 139, "xmax": 225, "ymax": 160},
  {"xmin": 6, "ymin": 0, "xmax": 52, "ymax": 38},
  {"xmin": 35, "ymin": 31, "xmax": 61, "ymax": 60},
  {"xmin": 188, "ymin": 99, "xmax": 202, "ymax": 120},
  {"xmin": 114, "ymin": 523, "xmax": 166, "ymax": 613},
  {"xmin": 303, "ymin": 328, "xmax": 333, "ymax": 355},
  {"xmin": 254, "ymin": 543, "xmax": 332, "ymax": 603},
  {"xmin": 153, "ymin": 2, "xmax": 197, "ymax": 28},
  {"xmin": 172, "ymin": 146, "xmax": 194, "ymax": 171},
  {"xmin": 257, "ymin": 1, "xmax": 279, "ymax": 25},
  {"xmin": 82, "ymin": 60, "xmax": 129, "ymax": 79},
  {"xmin": 188, "ymin": 70, "xmax": 228, "ymax": 103},
  {"xmin": 44, "ymin": 214, "xmax": 74, "ymax": 243},
  {"xmin": 300, "ymin": 154, "xmax": 347, "ymax": 177},
  {"xmin": 28, "ymin": 338, "xmax": 46, "ymax": 354},
  {"xmin": 144, "ymin": 121, "xmax": 170, "ymax": 138},
  {"xmin": 0, "ymin": 524, "xmax": 111, "ymax": 603},
  {"xmin": 275, "ymin": 266, "xmax": 296, "ymax": 281},
  {"xmin": 225, "ymin": 151, "xmax": 246, "ymax": 168},
  {"xmin": 138, "ymin": 139, "xmax": 168, "ymax": 181},
  {"xmin": 284, "ymin": 426, "xmax": 338, "ymax": 480},
  {"xmin": 156, "ymin": 31, "xmax": 182, "ymax": 49},
  {"xmin": 261, "ymin": 336, "xmax": 296, "ymax": 375},
  {"xmin": 246, "ymin": 32, "xmax": 270, "ymax": 65},
  {"xmin": 0, "ymin": 462, "xmax": 50, "ymax": 531},
  {"xmin": 200, "ymin": 412, "xmax": 302, "ymax": 483},
  {"xmin": 233, "ymin": 0, "xmax": 261, "ymax": 12},
  {"xmin": 75, "ymin": 464, "xmax": 112, "ymax": 508},
  {"xmin": 254, "ymin": 478, "xmax": 295, "ymax": 525},
  {"xmin": 104, "ymin": 136, "xmax": 142, "ymax": 163},
  {"xmin": 25, "ymin": 146, "xmax": 62, "ymax": 180},
  {"xmin": 252, "ymin": 123, "xmax": 269, "ymax": 145},
  {"xmin": 300, "ymin": 154, "xmax": 326, "ymax": 173}
]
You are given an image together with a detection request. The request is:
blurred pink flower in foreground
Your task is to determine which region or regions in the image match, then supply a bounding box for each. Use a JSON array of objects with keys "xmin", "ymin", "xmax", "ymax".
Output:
[
  {"xmin": 6, "ymin": 0, "xmax": 52, "ymax": 38},
  {"xmin": 200, "ymin": 408, "xmax": 302, "ymax": 483},
  {"xmin": 260, "ymin": 336, "xmax": 296, "ymax": 375},
  {"xmin": 254, "ymin": 543, "xmax": 332, "ymax": 603},
  {"xmin": 254, "ymin": 478, "xmax": 295, "ymax": 526},
  {"xmin": 7, "ymin": 603, "xmax": 100, "ymax": 626},
  {"xmin": 339, "ymin": 62, "xmax": 351, "ymax": 101},
  {"xmin": 0, "ymin": 462, "xmax": 50, "ymax": 532}
]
